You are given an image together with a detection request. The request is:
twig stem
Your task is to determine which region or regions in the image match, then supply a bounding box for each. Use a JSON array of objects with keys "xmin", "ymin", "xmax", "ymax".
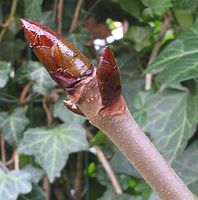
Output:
[
  {"xmin": 57, "ymin": 0, "xmax": 63, "ymax": 34},
  {"xmin": 82, "ymin": 0, "xmax": 101, "ymax": 22},
  {"xmin": 0, "ymin": 0, "xmax": 18, "ymax": 42},
  {"xmin": 95, "ymin": 146, "xmax": 122, "ymax": 194},
  {"xmin": 13, "ymin": 150, "xmax": 19, "ymax": 170},
  {"xmin": 0, "ymin": 135, "xmax": 6, "ymax": 164},
  {"xmin": 42, "ymin": 96, "xmax": 53, "ymax": 126},
  {"xmin": 87, "ymin": 129, "xmax": 122, "ymax": 194},
  {"xmin": 69, "ymin": 0, "xmax": 84, "ymax": 32},
  {"xmin": 43, "ymin": 176, "xmax": 51, "ymax": 200},
  {"xmin": 145, "ymin": 13, "xmax": 170, "ymax": 90},
  {"xmin": 0, "ymin": 161, "xmax": 9, "ymax": 173},
  {"xmin": 74, "ymin": 153, "xmax": 83, "ymax": 200}
]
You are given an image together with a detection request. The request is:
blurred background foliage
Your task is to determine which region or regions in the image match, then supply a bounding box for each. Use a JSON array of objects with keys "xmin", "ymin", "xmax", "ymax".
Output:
[{"xmin": 0, "ymin": 0, "xmax": 198, "ymax": 199}]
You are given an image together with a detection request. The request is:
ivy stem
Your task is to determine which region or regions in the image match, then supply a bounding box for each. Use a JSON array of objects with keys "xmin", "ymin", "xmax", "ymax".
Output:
[
  {"xmin": 0, "ymin": 161, "xmax": 9, "ymax": 173},
  {"xmin": 43, "ymin": 176, "xmax": 51, "ymax": 200},
  {"xmin": 0, "ymin": 0, "xmax": 18, "ymax": 42},
  {"xmin": 0, "ymin": 135, "xmax": 6, "ymax": 164},
  {"xmin": 69, "ymin": 0, "xmax": 84, "ymax": 32},
  {"xmin": 13, "ymin": 150, "xmax": 19, "ymax": 170},
  {"xmin": 95, "ymin": 146, "xmax": 123, "ymax": 194},
  {"xmin": 145, "ymin": 12, "xmax": 170, "ymax": 90},
  {"xmin": 74, "ymin": 153, "xmax": 83, "ymax": 200},
  {"xmin": 87, "ymin": 129, "xmax": 122, "ymax": 194},
  {"xmin": 57, "ymin": 0, "xmax": 63, "ymax": 34}
]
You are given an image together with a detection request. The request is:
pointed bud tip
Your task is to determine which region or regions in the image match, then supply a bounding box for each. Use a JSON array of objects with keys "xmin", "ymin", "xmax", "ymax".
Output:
[
  {"xmin": 20, "ymin": 18, "xmax": 29, "ymax": 27},
  {"xmin": 101, "ymin": 46, "xmax": 111, "ymax": 57},
  {"xmin": 101, "ymin": 46, "xmax": 116, "ymax": 67}
]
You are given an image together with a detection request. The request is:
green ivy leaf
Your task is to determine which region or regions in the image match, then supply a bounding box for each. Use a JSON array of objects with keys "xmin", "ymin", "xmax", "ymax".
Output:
[
  {"xmin": 18, "ymin": 184, "xmax": 45, "ymax": 200},
  {"xmin": 0, "ymin": 108, "xmax": 29, "ymax": 147},
  {"xmin": 110, "ymin": 147, "xmax": 140, "ymax": 178},
  {"xmin": 172, "ymin": 141, "xmax": 198, "ymax": 192},
  {"xmin": 173, "ymin": 9, "xmax": 193, "ymax": 30},
  {"xmin": 148, "ymin": 192, "xmax": 160, "ymax": 200},
  {"xmin": 112, "ymin": 0, "xmax": 142, "ymax": 18},
  {"xmin": 146, "ymin": 26, "xmax": 198, "ymax": 88},
  {"xmin": 38, "ymin": 11, "xmax": 54, "ymax": 27},
  {"xmin": 22, "ymin": 165, "xmax": 44, "ymax": 184},
  {"xmin": 141, "ymin": 0, "xmax": 172, "ymax": 19},
  {"xmin": 53, "ymin": 97, "xmax": 85, "ymax": 124},
  {"xmin": 135, "ymin": 89, "xmax": 197, "ymax": 162},
  {"xmin": 98, "ymin": 187, "xmax": 138, "ymax": 200},
  {"xmin": 90, "ymin": 131, "xmax": 107, "ymax": 146},
  {"xmin": 122, "ymin": 79, "xmax": 145, "ymax": 113},
  {"xmin": 0, "ymin": 169, "xmax": 32, "ymax": 200},
  {"xmin": 18, "ymin": 124, "xmax": 88, "ymax": 182},
  {"xmin": 133, "ymin": 91, "xmax": 153, "ymax": 126},
  {"xmin": 67, "ymin": 29, "xmax": 90, "ymax": 52},
  {"xmin": 0, "ymin": 37, "xmax": 24, "ymax": 62},
  {"xmin": 125, "ymin": 26, "xmax": 152, "ymax": 52},
  {"xmin": 24, "ymin": 0, "xmax": 43, "ymax": 21},
  {"xmin": 16, "ymin": 61, "xmax": 56, "ymax": 95},
  {"xmin": 117, "ymin": 53, "xmax": 140, "ymax": 80},
  {"xmin": 135, "ymin": 180, "xmax": 152, "ymax": 199},
  {"xmin": 0, "ymin": 61, "xmax": 11, "ymax": 88},
  {"xmin": 174, "ymin": 0, "xmax": 198, "ymax": 9},
  {"xmin": 115, "ymin": 50, "xmax": 145, "ymax": 112}
]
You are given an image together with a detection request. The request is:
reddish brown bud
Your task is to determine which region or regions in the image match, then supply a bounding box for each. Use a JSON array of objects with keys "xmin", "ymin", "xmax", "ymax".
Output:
[
  {"xmin": 96, "ymin": 46, "xmax": 121, "ymax": 106},
  {"xmin": 63, "ymin": 100, "xmax": 85, "ymax": 116},
  {"xmin": 21, "ymin": 19, "xmax": 93, "ymax": 94}
]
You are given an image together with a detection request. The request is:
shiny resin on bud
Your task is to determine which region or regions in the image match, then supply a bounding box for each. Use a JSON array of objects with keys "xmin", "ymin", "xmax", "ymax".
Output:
[
  {"xmin": 21, "ymin": 19, "xmax": 93, "ymax": 94},
  {"xmin": 63, "ymin": 100, "xmax": 85, "ymax": 116},
  {"xmin": 96, "ymin": 46, "xmax": 121, "ymax": 106}
]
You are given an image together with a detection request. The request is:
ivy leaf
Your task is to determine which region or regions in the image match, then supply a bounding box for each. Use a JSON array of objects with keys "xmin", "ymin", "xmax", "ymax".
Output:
[
  {"xmin": 67, "ymin": 29, "xmax": 90, "ymax": 52},
  {"xmin": 98, "ymin": 187, "xmax": 138, "ymax": 200},
  {"xmin": 53, "ymin": 97, "xmax": 85, "ymax": 124},
  {"xmin": 22, "ymin": 165, "xmax": 44, "ymax": 184},
  {"xmin": 135, "ymin": 180, "xmax": 152, "ymax": 199},
  {"xmin": 0, "ymin": 108, "xmax": 29, "ymax": 147},
  {"xmin": 135, "ymin": 89, "xmax": 197, "ymax": 162},
  {"xmin": 16, "ymin": 61, "xmax": 56, "ymax": 95},
  {"xmin": 172, "ymin": 141, "xmax": 198, "ymax": 192},
  {"xmin": 146, "ymin": 26, "xmax": 198, "ymax": 88},
  {"xmin": 141, "ymin": 0, "xmax": 172, "ymax": 19},
  {"xmin": 18, "ymin": 124, "xmax": 88, "ymax": 182},
  {"xmin": 0, "ymin": 37, "xmax": 24, "ymax": 62},
  {"xmin": 0, "ymin": 61, "xmax": 11, "ymax": 88},
  {"xmin": 174, "ymin": 0, "xmax": 198, "ymax": 9},
  {"xmin": 133, "ymin": 91, "xmax": 153, "ymax": 126},
  {"xmin": 24, "ymin": 0, "xmax": 43, "ymax": 21},
  {"xmin": 110, "ymin": 147, "xmax": 140, "ymax": 178},
  {"xmin": 112, "ymin": 0, "xmax": 142, "ymax": 18},
  {"xmin": 19, "ymin": 184, "xmax": 45, "ymax": 200},
  {"xmin": 38, "ymin": 11, "xmax": 54, "ymax": 27},
  {"xmin": 117, "ymin": 52, "xmax": 144, "ymax": 108},
  {"xmin": 125, "ymin": 26, "xmax": 152, "ymax": 52},
  {"xmin": 122, "ymin": 79, "xmax": 145, "ymax": 113},
  {"xmin": 0, "ymin": 169, "xmax": 32, "ymax": 200},
  {"xmin": 148, "ymin": 192, "xmax": 160, "ymax": 200}
]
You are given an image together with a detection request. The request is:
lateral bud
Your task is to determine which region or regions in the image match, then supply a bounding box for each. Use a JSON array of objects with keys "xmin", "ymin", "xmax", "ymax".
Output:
[{"xmin": 96, "ymin": 46, "xmax": 121, "ymax": 106}]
